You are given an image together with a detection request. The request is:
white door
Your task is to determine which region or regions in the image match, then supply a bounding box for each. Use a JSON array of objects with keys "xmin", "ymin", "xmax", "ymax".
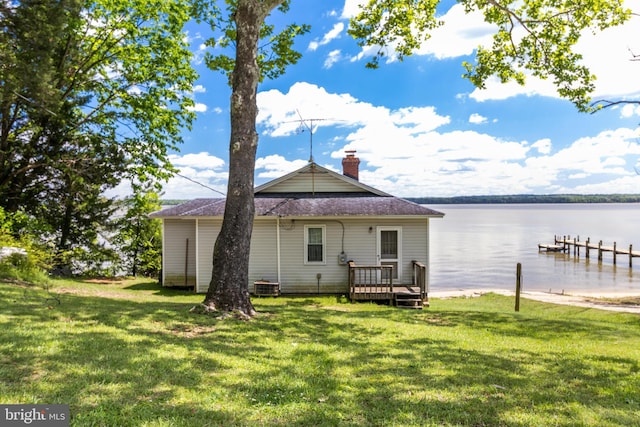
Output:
[{"xmin": 377, "ymin": 227, "xmax": 402, "ymax": 280}]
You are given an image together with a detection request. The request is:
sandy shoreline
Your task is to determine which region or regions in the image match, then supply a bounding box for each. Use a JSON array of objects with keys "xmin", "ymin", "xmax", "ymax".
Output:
[{"xmin": 429, "ymin": 288, "xmax": 640, "ymax": 314}]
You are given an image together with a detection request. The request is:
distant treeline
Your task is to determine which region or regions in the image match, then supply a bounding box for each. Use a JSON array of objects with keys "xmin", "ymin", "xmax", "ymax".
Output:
[
  {"xmin": 161, "ymin": 200, "xmax": 189, "ymax": 206},
  {"xmin": 162, "ymin": 195, "xmax": 640, "ymax": 205},
  {"xmin": 407, "ymin": 194, "xmax": 640, "ymax": 204}
]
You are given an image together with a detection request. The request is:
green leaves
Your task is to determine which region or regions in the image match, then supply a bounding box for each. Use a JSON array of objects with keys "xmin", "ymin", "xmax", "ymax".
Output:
[
  {"xmin": 348, "ymin": 0, "xmax": 442, "ymax": 68},
  {"xmin": 348, "ymin": 0, "xmax": 631, "ymax": 111},
  {"xmin": 113, "ymin": 187, "xmax": 162, "ymax": 277},
  {"xmin": 202, "ymin": 0, "xmax": 310, "ymax": 84},
  {"xmin": 1, "ymin": 0, "xmax": 199, "ymax": 269},
  {"xmin": 461, "ymin": 0, "xmax": 630, "ymax": 111}
]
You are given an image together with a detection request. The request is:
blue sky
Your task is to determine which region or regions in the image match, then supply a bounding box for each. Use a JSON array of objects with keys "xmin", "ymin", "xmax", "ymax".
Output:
[{"xmin": 120, "ymin": 1, "xmax": 640, "ymax": 199}]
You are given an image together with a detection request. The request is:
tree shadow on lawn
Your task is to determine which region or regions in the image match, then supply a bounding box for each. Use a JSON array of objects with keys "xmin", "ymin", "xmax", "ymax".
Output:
[
  {"xmin": 123, "ymin": 280, "xmax": 196, "ymax": 297},
  {"xmin": 2, "ymin": 286, "xmax": 640, "ymax": 426}
]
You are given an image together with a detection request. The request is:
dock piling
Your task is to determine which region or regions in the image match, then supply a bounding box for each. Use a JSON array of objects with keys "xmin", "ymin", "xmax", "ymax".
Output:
[
  {"xmin": 515, "ymin": 263, "xmax": 522, "ymax": 312},
  {"xmin": 598, "ymin": 240, "xmax": 603, "ymax": 262},
  {"xmin": 540, "ymin": 236, "xmax": 640, "ymax": 269}
]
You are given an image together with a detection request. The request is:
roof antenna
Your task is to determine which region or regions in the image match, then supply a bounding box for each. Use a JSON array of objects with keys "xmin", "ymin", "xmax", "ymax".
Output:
[{"xmin": 290, "ymin": 110, "xmax": 328, "ymax": 163}]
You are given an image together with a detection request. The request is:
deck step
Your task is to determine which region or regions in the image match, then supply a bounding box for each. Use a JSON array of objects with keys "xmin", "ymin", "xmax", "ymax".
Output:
[{"xmin": 394, "ymin": 293, "xmax": 424, "ymax": 309}]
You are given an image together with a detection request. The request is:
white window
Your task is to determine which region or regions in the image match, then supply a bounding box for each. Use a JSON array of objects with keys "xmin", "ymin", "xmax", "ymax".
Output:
[{"xmin": 304, "ymin": 225, "xmax": 326, "ymax": 264}]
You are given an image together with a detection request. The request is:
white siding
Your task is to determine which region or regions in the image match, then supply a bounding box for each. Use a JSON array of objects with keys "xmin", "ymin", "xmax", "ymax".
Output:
[
  {"xmin": 162, "ymin": 219, "xmax": 197, "ymax": 287},
  {"xmin": 194, "ymin": 218, "xmax": 279, "ymax": 293},
  {"xmin": 259, "ymin": 172, "xmax": 362, "ymax": 193},
  {"xmin": 278, "ymin": 219, "xmax": 350, "ymax": 293},
  {"xmin": 276, "ymin": 218, "xmax": 429, "ymax": 293},
  {"xmin": 196, "ymin": 219, "xmax": 222, "ymax": 293},
  {"xmin": 248, "ymin": 219, "xmax": 279, "ymax": 286},
  {"xmin": 190, "ymin": 216, "xmax": 430, "ymax": 294}
]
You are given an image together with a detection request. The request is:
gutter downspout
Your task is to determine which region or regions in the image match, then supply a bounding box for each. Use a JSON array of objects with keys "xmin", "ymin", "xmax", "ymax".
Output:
[
  {"xmin": 195, "ymin": 219, "xmax": 199, "ymax": 292},
  {"xmin": 276, "ymin": 216, "xmax": 282, "ymax": 284},
  {"xmin": 161, "ymin": 220, "xmax": 166, "ymax": 286}
]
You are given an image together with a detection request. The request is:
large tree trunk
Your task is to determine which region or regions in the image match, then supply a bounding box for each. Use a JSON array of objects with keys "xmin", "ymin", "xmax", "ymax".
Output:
[{"xmin": 202, "ymin": 1, "xmax": 281, "ymax": 317}]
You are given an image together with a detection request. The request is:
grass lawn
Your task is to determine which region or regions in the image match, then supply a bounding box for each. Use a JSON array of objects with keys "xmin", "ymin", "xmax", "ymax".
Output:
[{"xmin": 1, "ymin": 278, "xmax": 639, "ymax": 426}]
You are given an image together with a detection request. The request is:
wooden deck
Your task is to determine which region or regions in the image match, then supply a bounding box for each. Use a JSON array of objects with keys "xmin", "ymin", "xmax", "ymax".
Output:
[{"xmin": 348, "ymin": 261, "xmax": 428, "ymax": 309}]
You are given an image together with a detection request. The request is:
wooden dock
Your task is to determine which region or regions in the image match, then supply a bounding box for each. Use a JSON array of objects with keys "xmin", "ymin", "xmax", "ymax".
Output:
[{"xmin": 539, "ymin": 235, "xmax": 640, "ymax": 267}]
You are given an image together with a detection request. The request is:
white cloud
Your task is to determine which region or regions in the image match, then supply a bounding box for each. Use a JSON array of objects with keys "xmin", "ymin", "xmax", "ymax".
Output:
[
  {"xmin": 308, "ymin": 22, "xmax": 344, "ymax": 51},
  {"xmin": 341, "ymin": 0, "xmax": 361, "ymax": 19},
  {"xmin": 256, "ymin": 155, "xmax": 309, "ymax": 179},
  {"xmin": 469, "ymin": 76, "xmax": 559, "ymax": 103},
  {"xmin": 169, "ymin": 152, "xmax": 225, "ymax": 169},
  {"xmin": 190, "ymin": 41, "xmax": 208, "ymax": 66},
  {"xmin": 324, "ymin": 50, "xmax": 342, "ymax": 69},
  {"xmin": 257, "ymin": 82, "xmax": 449, "ymax": 138},
  {"xmin": 104, "ymin": 153, "xmax": 227, "ymax": 199},
  {"xmin": 469, "ymin": 113, "xmax": 487, "ymax": 124},
  {"xmin": 187, "ymin": 103, "xmax": 208, "ymax": 113},
  {"xmin": 531, "ymin": 138, "xmax": 552, "ymax": 155},
  {"xmin": 255, "ymin": 82, "xmax": 640, "ymax": 197},
  {"xmin": 620, "ymin": 104, "xmax": 640, "ymax": 118},
  {"xmin": 154, "ymin": 83, "xmax": 640, "ymax": 199},
  {"xmin": 416, "ymin": 4, "xmax": 496, "ymax": 59},
  {"xmin": 162, "ymin": 153, "xmax": 228, "ymax": 198},
  {"xmin": 192, "ymin": 84, "xmax": 206, "ymax": 93},
  {"xmin": 575, "ymin": 14, "xmax": 640, "ymax": 99}
]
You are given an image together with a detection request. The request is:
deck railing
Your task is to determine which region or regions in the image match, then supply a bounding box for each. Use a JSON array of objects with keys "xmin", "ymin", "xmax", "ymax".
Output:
[
  {"xmin": 412, "ymin": 260, "xmax": 427, "ymax": 300},
  {"xmin": 348, "ymin": 261, "xmax": 394, "ymax": 302}
]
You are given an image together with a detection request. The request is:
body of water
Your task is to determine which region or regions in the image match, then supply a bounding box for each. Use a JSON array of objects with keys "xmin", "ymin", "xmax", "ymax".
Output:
[{"xmin": 428, "ymin": 203, "xmax": 640, "ymax": 294}]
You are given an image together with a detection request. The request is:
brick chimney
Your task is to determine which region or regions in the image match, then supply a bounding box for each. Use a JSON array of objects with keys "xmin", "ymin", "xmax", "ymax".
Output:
[{"xmin": 342, "ymin": 150, "xmax": 360, "ymax": 181}]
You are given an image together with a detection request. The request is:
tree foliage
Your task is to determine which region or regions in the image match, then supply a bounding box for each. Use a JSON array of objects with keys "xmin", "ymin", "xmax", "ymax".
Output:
[
  {"xmin": 0, "ymin": 206, "xmax": 53, "ymax": 282},
  {"xmin": 113, "ymin": 187, "xmax": 162, "ymax": 277},
  {"xmin": 0, "ymin": 0, "xmax": 198, "ymax": 270},
  {"xmin": 349, "ymin": 0, "xmax": 631, "ymax": 111},
  {"xmin": 203, "ymin": 1, "xmax": 310, "ymax": 83}
]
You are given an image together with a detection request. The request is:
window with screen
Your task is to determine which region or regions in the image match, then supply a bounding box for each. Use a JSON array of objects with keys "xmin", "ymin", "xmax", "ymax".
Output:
[{"xmin": 305, "ymin": 225, "xmax": 325, "ymax": 264}]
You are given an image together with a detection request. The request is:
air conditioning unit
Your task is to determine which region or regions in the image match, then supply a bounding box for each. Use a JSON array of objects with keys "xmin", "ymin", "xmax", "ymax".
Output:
[{"xmin": 253, "ymin": 280, "xmax": 280, "ymax": 297}]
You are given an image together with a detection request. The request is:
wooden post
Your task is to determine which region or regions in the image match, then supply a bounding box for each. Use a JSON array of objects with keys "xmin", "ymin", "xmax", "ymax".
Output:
[
  {"xmin": 598, "ymin": 240, "xmax": 602, "ymax": 262},
  {"xmin": 613, "ymin": 242, "xmax": 617, "ymax": 265},
  {"xmin": 515, "ymin": 263, "xmax": 522, "ymax": 312},
  {"xmin": 586, "ymin": 237, "xmax": 590, "ymax": 258},
  {"xmin": 630, "ymin": 244, "xmax": 633, "ymax": 268},
  {"xmin": 573, "ymin": 237, "xmax": 577, "ymax": 256}
]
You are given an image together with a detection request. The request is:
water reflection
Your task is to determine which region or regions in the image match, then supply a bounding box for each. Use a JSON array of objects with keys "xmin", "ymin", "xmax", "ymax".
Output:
[{"xmin": 429, "ymin": 204, "xmax": 640, "ymax": 294}]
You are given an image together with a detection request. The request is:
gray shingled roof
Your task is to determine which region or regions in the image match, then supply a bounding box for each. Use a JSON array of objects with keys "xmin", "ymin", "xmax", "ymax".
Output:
[{"xmin": 150, "ymin": 196, "xmax": 444, "ymax": 218}]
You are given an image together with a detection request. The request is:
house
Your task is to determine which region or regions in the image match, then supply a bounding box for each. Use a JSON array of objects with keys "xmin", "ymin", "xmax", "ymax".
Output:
[{"xmin": 150, "ymin": 152, "xmax": 444, "ymax": 306}]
